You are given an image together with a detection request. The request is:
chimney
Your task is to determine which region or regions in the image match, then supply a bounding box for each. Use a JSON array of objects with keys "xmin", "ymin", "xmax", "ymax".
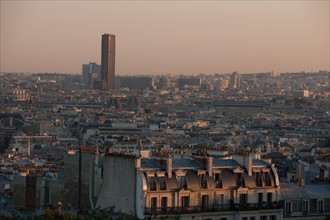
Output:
[
  {"xmin": 244, "ymin": 155, "xmax": 252, "ymax": 176},
  {"xmin": 135, "ymin": 158, "xmax": 141, "ymax": 169},
  {"xmin": 27, "ymin": 138, "xmax": 31, "ymax": 157},
  {"xmin": 167, "ymin": 157, "xmax": 172, "ymax": 178},
  {"xmin": 295, "ymin": 163, "xmax": 305, "ymax": 187},
  {"xmin": 298, "ymin": 177, "xmax": 305, "ymax": 187},
  {"xmin": 207, "ymin": 157, "xmax": 213, "ymax": 176}
]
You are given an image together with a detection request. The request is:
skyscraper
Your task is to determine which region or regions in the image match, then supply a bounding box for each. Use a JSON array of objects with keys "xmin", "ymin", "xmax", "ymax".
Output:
[{"xmin": 101, "ymin": 34, "xmax": 116, "ymax": 90}]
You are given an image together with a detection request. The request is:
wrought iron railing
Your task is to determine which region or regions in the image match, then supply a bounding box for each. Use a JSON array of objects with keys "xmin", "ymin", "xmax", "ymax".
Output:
[{"xmin": 145, "ymin": 202, "xmax": 281, "ymax": 215}]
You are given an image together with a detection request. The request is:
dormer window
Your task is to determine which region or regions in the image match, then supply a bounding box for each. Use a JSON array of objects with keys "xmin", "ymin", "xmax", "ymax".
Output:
[
  {"xmin": 236, "ymin": 173, "xmax": 245, "ymax": 188},
  {"xmin": 148, "ymin": 177, "xmax": 157, "ymax": 191},
  {"xmin": 177, "ymin": 176, "xmax": 187, "ymax": 189},
  {"xmin": 256, "ymin": 172, "xmax": 263, "ymax": 187},
  {"xmin": 214, "ymin": 173, "xmax": 222, "ymax": 188},
  {"xmin": 265, "ymin": 172, "xmax": 272, "ymax": 186},
  {"xmin": 200, "ymin": 174, "xmax": 207, "ymax": 189},
  {"xmin": 159, "ymin": 177, "xmax": 166, "ymax": 190},
  {"xmin": 176, "ymin": 170, "xmax": 187, "ymax": 189}
]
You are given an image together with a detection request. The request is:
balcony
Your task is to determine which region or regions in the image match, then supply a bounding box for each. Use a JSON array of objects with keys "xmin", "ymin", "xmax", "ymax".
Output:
[{"xmin": 145, "ymin": 203, "xmax": 281, "ymax": 215}]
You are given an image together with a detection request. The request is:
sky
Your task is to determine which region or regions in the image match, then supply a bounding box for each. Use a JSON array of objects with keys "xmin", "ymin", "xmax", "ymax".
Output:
[{"xmin": 0, "ymin": 1, "xmax": 329, "ymax": 75}]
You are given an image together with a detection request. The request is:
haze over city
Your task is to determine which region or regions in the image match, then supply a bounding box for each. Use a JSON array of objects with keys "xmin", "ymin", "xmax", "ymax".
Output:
[{"xmin": 1, "ymin": 1, "xmax": 329, "ymax": 75}]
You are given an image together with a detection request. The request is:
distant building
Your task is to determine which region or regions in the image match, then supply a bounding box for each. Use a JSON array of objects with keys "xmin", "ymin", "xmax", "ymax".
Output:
[
  {"xmin": 280, "ymin": 183, "xmax": 330, "ymax": 220},
  {"xmin": 293, "ymin": 90, "xmax": 309, "ymax": 98},
  {"xmin": 230, "ymin": 71, "xmax": 240, "ymax": 89},
  {"xmin": 221, "ymin": 79, "xmax": 229, "ymax": 90},
  {"xmin": 101, "ymin": 33, "xmax": 116, "ymax": 90},
  {"xmin": 13, "ymin": 174, "xmax": 46, "ymax": 211},
  {"xmin": 117, "ymin": 76, "xmax": 153, "ymax": 90},
  {"xmin": 271, "ymin": 71, "xmax": 280, "ymax": 78},
  {"xmin": 213, "ymin": 100, "xmax": 270, "ymax": 113},
  {"xmin": 82, "ymin": 62, "xmax": 101, "ymax": 89},
  {"xmin": 158, "ymin": 76, "xmax": 168, "ymax": 89},
  {"xmin": 177, "ymin": 77, "xmax": 201, "ymax": 89}
]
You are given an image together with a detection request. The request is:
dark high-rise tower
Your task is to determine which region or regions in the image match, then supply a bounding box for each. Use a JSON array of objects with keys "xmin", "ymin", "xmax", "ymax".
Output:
[{"xmin": 101, "ymin": 34, "xmax": 116, "ymax": 90}]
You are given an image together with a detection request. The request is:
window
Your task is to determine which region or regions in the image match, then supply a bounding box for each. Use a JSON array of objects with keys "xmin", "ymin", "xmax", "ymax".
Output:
[
  {"xmin": 303, "ymin": 200, "xmax": 309, "ymax": 212},
  {"xmin": 178, "ymin": 176, "xmax": 187, "ymax": 189},
  {"xmin": 292, "ymin": 201, "xmax": 298, "ymax": 212},
  {"xmin": 267, "ymin": 192, "xmax": 272, "ymax": 203},
  {"xmin": 256, "ymin": 172, "xmax": 263, "ymax": 187},
  {"xmin": 318, "ymin": 200, "xmax": 324, "ymax": 212},
  {"xmin": 151, "ymin": 197, "xmax": 157, "ymax": 211},
  {"xmin": 292, "ymin": 200, "xmax": 303, "ymax": 213},
  {"xmin": 270, "ymin": 216, "xmax": 276, "ymax": 220},
  {"xmin": 237, "ymin": 173, "xmax": 245, "ymax": 187},
  {"xmin": 310, "ymin": 199, "xmax": 317, "ymax": 213},
  {"xmin": 161, "ymin": 197, "xmax": 167, "ymax": 211},
  {"xmin": 258, "ymin": 193, "xmax": 263, "ymax": 204},
  {"xmin": 181, "ymin": 196, "xmax": 190, "ymax": 208},
  {"xmin": 217, "ymin": 194, "xmax": 224, "ymax": 206},
  {"xmin": 148, "ymin": 177, "xmax": 157, "ymax": 191},
  {"xmin": 200, "ymin": 174, "xmax": 207, "ymax": 189},
  {"xmin": 250, "ymin": 217, "xmax": 255, "ymax": 220},
  {"xmin": 201, "ymin": 195, "xmax": 209, "ymax": 208},
  {"xmin": 241, "ymin": 217, "xmax": 248, "ymax": 220},
  {"xmin": 240, "ymin": 194, "xmax": 248, "ymax": 205},
  {"xmin": 159, "ymin": 177, "xmax": 166, "ymax": 190},
  {"xmin": 214, "ymin": 173, "xmax": 222, "ymax": 188},
  {"xmin": 260, "ymin": 216, "xmax": 267, "ymax": 220},
  {"xmin": 297, "ymin": 201, "xmax": 303, "ymax": 212},
  {"xmin": 285, "ymin": 201, "xmax": 292, "ymax": 214},
  {"xmin": 265, "ymin": 173, "xmax": 272, "ymax": 186}
]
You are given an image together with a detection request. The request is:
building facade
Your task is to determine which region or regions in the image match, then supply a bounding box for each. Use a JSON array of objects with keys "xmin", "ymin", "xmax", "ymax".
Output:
[
  {"xmin": 117, "ymin": 76, "xmax": 154, "ymax": 90},
  {"xmin": 96, "ymin": 153, "xmax": 283, "ymax": 220}
]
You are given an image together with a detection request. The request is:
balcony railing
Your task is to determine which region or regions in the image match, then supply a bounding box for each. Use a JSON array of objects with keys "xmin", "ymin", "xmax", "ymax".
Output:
[{"xmin": 145, "ymin": 202, "xmax": 281, "ymax": 215}]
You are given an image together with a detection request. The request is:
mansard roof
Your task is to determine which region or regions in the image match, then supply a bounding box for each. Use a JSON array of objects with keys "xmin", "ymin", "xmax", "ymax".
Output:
[
  {"xmin": 141, "ymin": 158, "xmax": 162, "ymax": 169},
  {"xmin": 172, "ymin": 159, "xmax": 202, "ymax": 169},
  {"xmin": 213, "ymin": 159, "xmax": 241, "ymax": 168}
]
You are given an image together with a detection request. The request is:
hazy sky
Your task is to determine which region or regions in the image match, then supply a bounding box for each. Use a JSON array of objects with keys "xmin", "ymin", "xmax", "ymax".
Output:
[{"xmin": 1, "ymin": 1, "xmax": 329, "ymax": 75}]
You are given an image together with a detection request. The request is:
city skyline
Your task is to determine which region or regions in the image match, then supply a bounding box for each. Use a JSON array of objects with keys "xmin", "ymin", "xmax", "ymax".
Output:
[{"xmin": 1, "ymin": 1, "xmax": 329, "ymax": 75}]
